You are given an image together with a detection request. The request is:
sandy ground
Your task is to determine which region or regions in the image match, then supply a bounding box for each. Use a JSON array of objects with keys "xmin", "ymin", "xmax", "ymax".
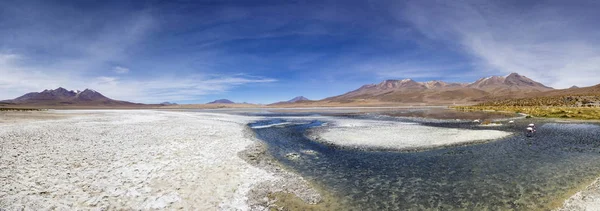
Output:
[
  {"xmin": 0, "ymin": 111, "xmax": 70, "ymax": 124},
  {"xmin": 0, "ymin": 110, "xmax": 311, "ymax": 210},
  {"xmin": 311, "ymin": 118, "xmax": 513, "ymax": 151}
]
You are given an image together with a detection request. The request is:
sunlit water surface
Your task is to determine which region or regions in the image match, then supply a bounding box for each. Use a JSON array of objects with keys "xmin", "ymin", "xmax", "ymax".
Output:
[{"xmin": 249, "ymin": 112, "xmax": 600, "ymax": 210}]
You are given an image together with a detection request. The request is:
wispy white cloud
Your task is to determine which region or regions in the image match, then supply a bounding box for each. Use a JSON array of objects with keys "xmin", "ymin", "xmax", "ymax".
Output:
[
  {"xmin": 402, "ymin": 0, "xmax": 600, "ymax": 88},
  {"xmin": 0, "ymin": 53, "xmax": 73, "ymax": 95},
  {"xmin": 356, "ymin": 60, "xmax": 473, "ymax": 82},
  {"xmin": 87, "ymin": 75, "xmax": 276, "ymax": 103},
  {"xmin": 112, "ymin": 66, "xmax": 130, "ymax": 74},
  {"xmin": 0, "ymin": 4, "xmax": 278, "ymax": 103},
  {"xmin": 0, "ymin": 52, "xmax": 276, "ymax": 103}
]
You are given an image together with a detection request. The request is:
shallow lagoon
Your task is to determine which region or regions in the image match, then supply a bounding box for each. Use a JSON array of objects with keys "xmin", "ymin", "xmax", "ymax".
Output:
[{"xmin": 249, "ymin": 110, "xmax": 600, "ymax": 210}]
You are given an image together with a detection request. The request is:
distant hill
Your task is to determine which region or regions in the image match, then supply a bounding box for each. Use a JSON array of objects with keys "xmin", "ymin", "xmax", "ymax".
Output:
[
  {"xmin": 160, "ymin": 102, "xmax": 178, "ymax": 105},
  {"xmin": 541, "ymin": 83, "xmax": 600, "ymax": 97},
  {"xmin": 207, "ymin": 99, "xmax": 235, "ymax": 104},
  {"xmin": 321, "ymin": 73, "xmax": 554, "ymax": 104},
  {"xmin": 287, "ymin": 96, "xmax": 309, "ymax": 103},
  {"xmin": 269, "ymin": 96, "xmax": 312, "ymax": 105},
  {"xmin": 0, "ymin": 87, "xmax": 141, "ymax": 106}
]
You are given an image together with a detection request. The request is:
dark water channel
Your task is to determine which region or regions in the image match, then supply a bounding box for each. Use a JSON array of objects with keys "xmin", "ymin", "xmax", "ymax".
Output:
[{"xmin": 249, "ymin": 113, "xmax": 600, "ymax": 210}]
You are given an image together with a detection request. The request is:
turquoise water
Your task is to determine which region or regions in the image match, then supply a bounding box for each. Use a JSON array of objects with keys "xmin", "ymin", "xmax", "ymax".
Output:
[{"xmin": 250, "ymin": 116, "xmax": 600, "ymax": 210}]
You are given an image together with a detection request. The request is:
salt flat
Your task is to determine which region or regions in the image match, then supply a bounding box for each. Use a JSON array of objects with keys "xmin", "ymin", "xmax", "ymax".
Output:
[
  {"xmin": 0, "ymin": 110, "xmax": 277, "ymax": 210},
  {"xmin": 2, "ymin": 109, "xmax": 599, "ymax": 210},
  {"xmin": 313, "ymin": 118, "xmax": 513, "ymax": 151}
]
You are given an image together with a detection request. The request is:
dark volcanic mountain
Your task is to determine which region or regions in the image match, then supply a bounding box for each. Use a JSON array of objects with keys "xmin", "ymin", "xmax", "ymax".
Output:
[
  {"xmin": 269, "ymin": 96, "xmax": 312, "ymax": 105},
  {"xmin": 287, "ymin": 96, "xmax": 309, "ymax": 103},
  {"xmin": 467, "ymin": 73, "xmax": 553, "ymax": 94},
  {"xmin": 160, "ymin": 102, "xmax": 178, "ymax": 105},
  {"xmin": 1, "ymin": 87, "xmax": 139, "ymax": 106},
  {"xmin": 324, "ymin": 73, "xmax": 555, "ymax": 104},
  {"xmin": 207, "ymin": 99, "xmax": 235, "ymax": 104}
]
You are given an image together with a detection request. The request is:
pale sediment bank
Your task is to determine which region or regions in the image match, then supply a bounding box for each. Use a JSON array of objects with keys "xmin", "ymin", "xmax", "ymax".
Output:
[
  {"xmin": 552, "ymin": 123, "xmax": 600, "ymax": 211},
  {"xmin": 238, "ymin": 139, "xmax": 322, "ymax": 210},
  {"xmin": 557, "ymin": 177, "xmax": 600, "ymax": 211},
  {"xmin": 0, "ymin": 110, "xmax": 318, "ymax": 210},
  {"xmin": 310, "ymin": 118, "xmax": 513, "ymax": 151}
]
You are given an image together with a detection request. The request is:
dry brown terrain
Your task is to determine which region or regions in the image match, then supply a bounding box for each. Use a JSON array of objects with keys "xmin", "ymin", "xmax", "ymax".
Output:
[
  {"xmin": 267, "ymin": 99, "xmax": 475, "ymax": 108},
  {"xmin": 453, "ymin": 84, "xmax": 600, "ymax": 120},
  {"xmin": 318, "ymin": 73, "xmax": 553, "ymax": 105},
  {"xmin": 161, "ymin": 103, "xmax": 266, "ymax": 109},
  {"xmin": 273, "ymin": 81, "xmax": 600, "ymax": 108},
  {"xmin": 2, "ymin": 75, "xmax": 597, "ymax": 110},
  {"xmin": 0, "ymin": 111, "xmax": 72, "ymax": 124}
]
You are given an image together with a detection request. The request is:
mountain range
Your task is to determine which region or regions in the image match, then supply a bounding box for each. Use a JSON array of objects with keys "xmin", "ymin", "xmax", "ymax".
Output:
[
  {"xmin": 1, "ymin": 73, "xmax": 597, "ymax": 107},
  {"xmin": 0, "ymin": 87, "xmax": 140, "ymax": 106},
  {"xmin": 541, "ymin": 83, "xmax": 600, "ymax": 97},
  {"xmin": 207, "ymin": 99, "xmax": 235, "ymax": 104},
  {"xmin": 322, "ymin": 73, "xmax": 556, "ymax": 104},
  {"xmin": 160, "ymin": 102, "xmax": 178, "ymax": 106}
]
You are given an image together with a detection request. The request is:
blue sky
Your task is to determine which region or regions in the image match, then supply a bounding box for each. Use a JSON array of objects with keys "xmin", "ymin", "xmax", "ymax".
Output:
[{"xmin": 1, "ymin": 0, "xmax": 600, "ymax": 104}]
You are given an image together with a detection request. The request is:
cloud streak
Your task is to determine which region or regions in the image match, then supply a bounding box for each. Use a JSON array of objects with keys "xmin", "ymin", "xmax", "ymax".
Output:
[
  {"xmin": 0, "ymin": 52, "xmax": 276, "ymax": 103},
  {"xmin": 402, "ymin": 0, "xmax": 600, "ymax": 88},
  {"xmin": 88, "ymin": 75, "xmax": 277, "ymax": 103},
  {"xmin": 113, "ymin": 66, "xmax": 130, "ymax": 74},
  {"xmin": 3, "ymin": 1, "xmax": 598, "ymax": 104},
  {"xmin": 0, "ymin": 2, "xmax": 278, "ymax": 103}
]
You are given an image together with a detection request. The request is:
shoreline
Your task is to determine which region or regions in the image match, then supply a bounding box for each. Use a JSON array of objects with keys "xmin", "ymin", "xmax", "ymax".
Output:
[
  {"xmin": 2, "ymin": 109, "xmax": 600, "ymax": 210},
  {"xmin": 556, "ymin": 176, "xmax": 600, "ymax": 211},
  {"xmin": 238, "ymin": 126, "xmax": 323, "ymax": 210},
  {"xmin": 453, "ymin": 106, "xmax": 600, "ymax": 120}
]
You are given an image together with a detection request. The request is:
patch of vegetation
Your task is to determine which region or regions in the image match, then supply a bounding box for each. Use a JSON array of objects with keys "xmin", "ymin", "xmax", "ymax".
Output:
[
  {"xmin": 476, "ymin": 95, "xmax": 600, "ymax": 107},
  {"xmin": 453, "ymin": 94, "xmax": 600, "ymax": 120},
  {"xmin": 454, "ymin": 106, "xmax": 600, "ymax": 120}
]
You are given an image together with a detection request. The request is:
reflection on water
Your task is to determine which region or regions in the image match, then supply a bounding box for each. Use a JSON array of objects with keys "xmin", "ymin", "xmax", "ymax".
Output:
[
  {"xmin": 250, "ymin": 116, "xmax": 600, "ymax": 210},
  {"xmin": 381, "ymin": 108, "xmax": 519, "ymax": 120},
  {"xmin": 192, "ymin": 107, "xmax": 519, "ymax": 121},
  {"xmin": 349, "ymin": 108, "xmax": 520, "ymax": 121}
]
